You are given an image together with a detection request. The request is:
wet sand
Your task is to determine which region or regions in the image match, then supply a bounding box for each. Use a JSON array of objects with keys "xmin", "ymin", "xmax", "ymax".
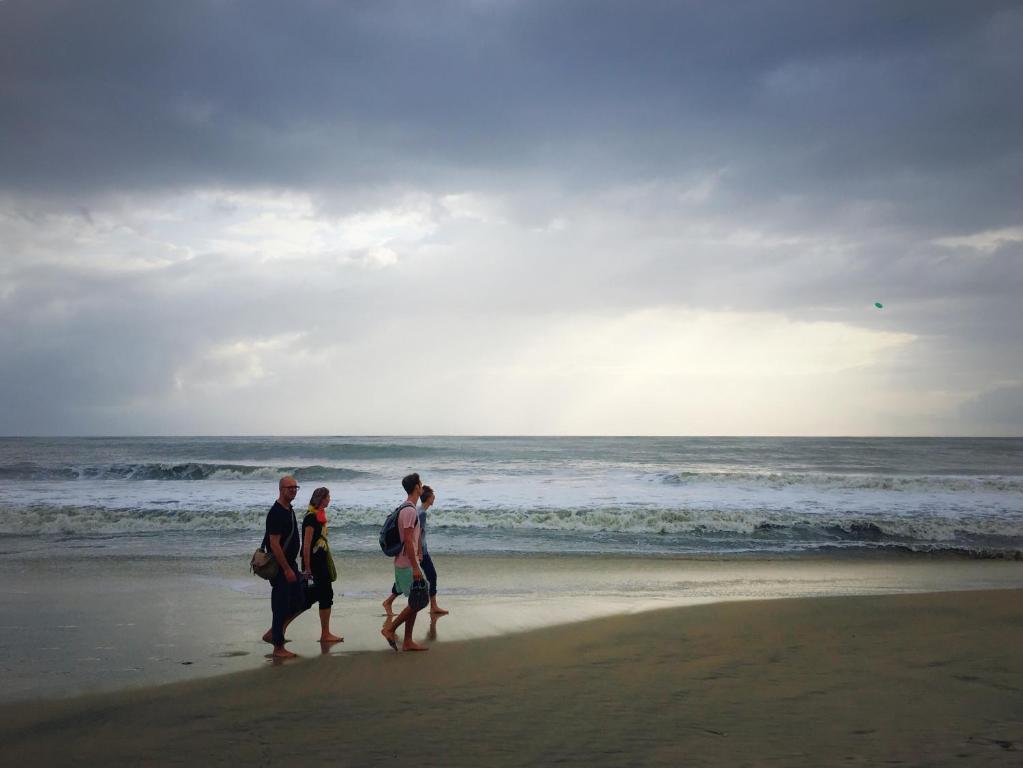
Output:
[
  {"xmin": 2, "ymin": 589, "xmax": 1021, "ymax": 767},
  {"xmin": 3, "ymin": 553, "xmax": 1023, "ymax": 702}
]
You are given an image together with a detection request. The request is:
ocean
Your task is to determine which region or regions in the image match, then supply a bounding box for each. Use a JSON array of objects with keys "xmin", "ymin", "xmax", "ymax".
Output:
[
  {"xmin": 3, "ymin": 435, "xmax": 1023, "ymax": 701},
  {"xmin": 2, "ymin": 436, "xmax": 1021, "ymax": 559}
]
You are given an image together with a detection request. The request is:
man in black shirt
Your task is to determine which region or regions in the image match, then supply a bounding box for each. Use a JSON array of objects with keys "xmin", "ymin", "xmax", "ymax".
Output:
[{"xmin": 261, "ymin": 475, "xmax": 307, "ymax": 658}]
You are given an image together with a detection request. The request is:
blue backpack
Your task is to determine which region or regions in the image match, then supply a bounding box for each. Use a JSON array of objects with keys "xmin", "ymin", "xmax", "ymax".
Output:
[{"xmin": 379, "ymin": 501, "xmax": 416, "ymax": 556}]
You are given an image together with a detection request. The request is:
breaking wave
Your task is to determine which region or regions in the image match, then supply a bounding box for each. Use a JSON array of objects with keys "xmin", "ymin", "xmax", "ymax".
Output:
[
  {"xmin": 0, "ymin": 462, "xmax": 371, "ymax": 482},
  {"xmin": 2, "ymin": 502, "xmax": 1020, "ymax": 559},
  {"xmin": 660, "ymin": 471, "xmax": 1023, "ymax": 493}
]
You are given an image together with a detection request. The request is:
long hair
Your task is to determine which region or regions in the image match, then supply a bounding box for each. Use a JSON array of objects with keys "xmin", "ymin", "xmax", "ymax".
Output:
[{"xmin": 308, "ymin": 486, "xmax": 330, "ymax": 509}]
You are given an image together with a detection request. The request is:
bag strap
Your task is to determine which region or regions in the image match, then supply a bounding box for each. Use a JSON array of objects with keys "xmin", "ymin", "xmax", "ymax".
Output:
[
  {"xmin": 283, "ymin": 510, "xmax": 296, "ymax": 551},
  {"xmin": 394, "ymin": 501, "xmax": 417, "ymax": 526},
  {"xmin": 396, "ymin": 501, "xmax": 417, "ymax": 527},
  {"xmin": 262, "ymin": 507, "xmax": 297, "ymax": 553}
]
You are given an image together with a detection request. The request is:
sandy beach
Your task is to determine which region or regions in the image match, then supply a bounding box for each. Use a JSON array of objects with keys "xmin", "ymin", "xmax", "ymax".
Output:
[
  {"xmin": 2, "ymin": 588, "xmax": 1021, "ymax": 767},
  {"xmin": 4, "ymin": 551, "xmax": 1022, "ymax": 702}
]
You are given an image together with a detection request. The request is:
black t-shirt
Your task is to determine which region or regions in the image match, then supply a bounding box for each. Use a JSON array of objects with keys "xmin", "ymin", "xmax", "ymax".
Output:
[
  {"xmin": 263, "ymin": 501, "xmax": 299, "ymax": 565},
  {"xmin": 301, "ymin": 511, "xmax": 326, "ymax": 572}
]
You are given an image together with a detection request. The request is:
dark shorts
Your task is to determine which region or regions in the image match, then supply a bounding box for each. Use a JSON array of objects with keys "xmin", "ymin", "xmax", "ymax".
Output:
[
  {"xmin": 306, "ymin": 557, "xmax": 334, "ymax": 610},
  {"xmin": 302, "ymin": 580, "xmax": 331, "ymax": 611}
]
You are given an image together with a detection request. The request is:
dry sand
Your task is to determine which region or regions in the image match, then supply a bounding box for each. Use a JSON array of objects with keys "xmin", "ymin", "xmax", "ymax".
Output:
[{"xmin": 2, "ymin": 589, "xmax": 1021, "ymax": 767}]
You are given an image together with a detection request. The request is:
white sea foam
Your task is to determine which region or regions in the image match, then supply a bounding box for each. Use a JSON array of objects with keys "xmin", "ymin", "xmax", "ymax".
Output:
[
  {"xmin": 3, "ymin": 500, "xmax": 1021, "ymax": 551},
  {"xmin": 1, "ymin": 436, "xmax": 1020, "ymax": 557},
  {"xmin": 661, "ymin": 471, "xmax": 1023, "ymax": 493}
]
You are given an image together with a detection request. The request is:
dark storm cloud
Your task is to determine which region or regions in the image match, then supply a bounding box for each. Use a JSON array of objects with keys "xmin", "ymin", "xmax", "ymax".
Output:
[{"xmin": 2, "ymin": 1, "xmax": 1020, "ymax": 227}]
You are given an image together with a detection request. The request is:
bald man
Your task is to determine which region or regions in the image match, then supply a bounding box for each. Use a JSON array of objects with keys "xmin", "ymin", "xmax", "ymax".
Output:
[{"xmin": 261, "ymin": 475, "xmax": 307, "ymax": 658}]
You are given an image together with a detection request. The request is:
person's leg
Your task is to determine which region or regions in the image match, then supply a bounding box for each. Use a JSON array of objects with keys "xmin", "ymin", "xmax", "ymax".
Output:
[
  {"xmin": 261, "ymin": 576, "xmax": 308, "ymax": 642},
  {"xmin": 319, "ymin": 608, "xmax": 341, "ymax": 642},
  {"xmin": 422, "ymin": 553, "xmax": 437, "ymax": 596},
  {"xmin": 284, "ymin": 579, "xmax": 309, "ymax": 627},
  {"xmin": 382, "ymin": 582, "xmax": 398, "ymax": 613},
  {"xmin": 269, "ymin": 578, "xmax": 297, "ymax": 658},
  {"xmin": 317, "ymin": 576, "xmax": 341, "ymax": 642},
  {"xmin": 270, "ymin": 579, "xmax": 287, "ymax": 644},
  {"xmin": 382, "ymin": 605, "xmax": 411, "ymax": 650},
  {"xmin": 272, "ymin": 607, "xmax": 301, "ymax": 641},
  {"xmin": 382, "ymin": 566, "xmax": 413, "ymax": 650},
  {"xmin": 423, "ymin": 553, "xmax": 447, "ymax": 615},
  {"xmin": 402, "ymin": 605, "xmax": 428, "ymax": 651}
]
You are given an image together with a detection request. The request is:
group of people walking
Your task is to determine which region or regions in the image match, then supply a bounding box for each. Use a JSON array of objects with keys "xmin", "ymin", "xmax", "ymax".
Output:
[{"xmin": 260, "ymin": 472, "xmax": 446, "ymax": 659}]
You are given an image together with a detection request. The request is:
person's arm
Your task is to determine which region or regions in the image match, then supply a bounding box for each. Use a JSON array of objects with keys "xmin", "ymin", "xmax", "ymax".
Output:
[
  {"xmin": 302, "ymin": 525, "xmax": 314, "ymax": 578},
  {"xmin": 404, "ymin": 521, "xmax": 423, "ymax": 580},
  {"xmin": 269, "ymin": 534, "xmax": 297, "ymax": 583}
]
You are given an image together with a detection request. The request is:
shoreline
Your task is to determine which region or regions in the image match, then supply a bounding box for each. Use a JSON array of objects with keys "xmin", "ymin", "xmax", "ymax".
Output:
[
  {"xmin": 2, "ymin": 553, "xmax": 1022, "ymax": 704},
  {"xmin": 2, "ymin": 589, "xmax": 1021, "ymax": 766}
]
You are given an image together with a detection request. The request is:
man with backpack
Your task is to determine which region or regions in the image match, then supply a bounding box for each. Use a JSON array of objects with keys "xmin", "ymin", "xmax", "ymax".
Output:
[{"xmin": 381, "ymin": 472, "xmax": 429, "ymax": 652}]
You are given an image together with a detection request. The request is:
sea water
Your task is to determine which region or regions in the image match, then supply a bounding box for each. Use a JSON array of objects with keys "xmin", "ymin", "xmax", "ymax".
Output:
[
  {"xmin": 1, "ymin": 436, "xmax": 1020, "ymax": 559},
  {"xmin": 1, "ymin": 436, "xmax": 1022, "ymax": 701}
]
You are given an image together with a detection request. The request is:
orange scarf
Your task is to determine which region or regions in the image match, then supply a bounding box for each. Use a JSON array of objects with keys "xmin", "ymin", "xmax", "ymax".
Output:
[{"xmin": 309, "ymin": 504, "xmax": 328, "ymax": 526}]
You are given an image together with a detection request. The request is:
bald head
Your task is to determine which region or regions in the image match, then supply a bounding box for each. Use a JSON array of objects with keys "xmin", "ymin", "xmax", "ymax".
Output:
[{"xmin": 277, "ymin": 475, "xmax": 299, "ymax": 508}]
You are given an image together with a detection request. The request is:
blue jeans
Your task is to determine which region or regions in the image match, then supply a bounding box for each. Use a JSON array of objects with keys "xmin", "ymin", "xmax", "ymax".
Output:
[
  {"xmin": 270, "ymin": 566, "xmax": 307, "ymax": 646},
  {"xmin": 391, "ymin": 552, "xmax": 438, "ymax": 598}
]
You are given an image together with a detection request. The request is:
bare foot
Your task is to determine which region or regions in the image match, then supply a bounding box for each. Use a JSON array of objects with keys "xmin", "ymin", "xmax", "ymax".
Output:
[
  {"xmin": 272, "ymin": 647, "xmax": 298, "ymax": 659},
  {"xmin": 429, "ymin": 607, "xmax": 449, "ymax": 615},
  {"xmin": 381, "ymin": 627, "xmax": 398, "ymax": 651},
  {"xmin": 402, "ymin": 641, "xmax": 429, "ymax": 652},
  {"xmin": 319, "ymin": 633, "xmax": 343, "ymax": 643},
  {"xmin": 262, "ymin": 632, "xmax": 290, "ymax": 645},
  {"xmin": 382, "ymin": 597, "xmax": 396, "ymax": 614}
]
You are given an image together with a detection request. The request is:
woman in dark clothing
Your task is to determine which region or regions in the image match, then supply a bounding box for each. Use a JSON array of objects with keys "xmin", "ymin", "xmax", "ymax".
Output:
[{"xmin": 301, "ymin": 486, "xmax": 342, "ymax": 643}]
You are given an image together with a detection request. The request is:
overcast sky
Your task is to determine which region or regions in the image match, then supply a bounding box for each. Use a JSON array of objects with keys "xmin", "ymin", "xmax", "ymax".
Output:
[{"xmin": 1, "ymin": 0, "xmax": 1021, "ymax": 436}]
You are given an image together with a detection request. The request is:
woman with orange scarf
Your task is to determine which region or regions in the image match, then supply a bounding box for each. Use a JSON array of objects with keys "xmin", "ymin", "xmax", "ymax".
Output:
[{"xmin": 301, "ymin": 486, "xmax": 342, "ymax": 643}]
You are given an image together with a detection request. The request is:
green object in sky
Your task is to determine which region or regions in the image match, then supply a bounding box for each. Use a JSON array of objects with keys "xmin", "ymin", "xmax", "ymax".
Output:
[{"xmin": 874, "ymin": 302, "xmax": 884, "ymax": 309}]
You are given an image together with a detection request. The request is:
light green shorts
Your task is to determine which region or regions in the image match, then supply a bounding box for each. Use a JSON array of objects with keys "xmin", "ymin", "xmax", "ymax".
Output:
[{"xmin": 394, "ymin": 566, "xmax": 414, "ymax": 597}]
